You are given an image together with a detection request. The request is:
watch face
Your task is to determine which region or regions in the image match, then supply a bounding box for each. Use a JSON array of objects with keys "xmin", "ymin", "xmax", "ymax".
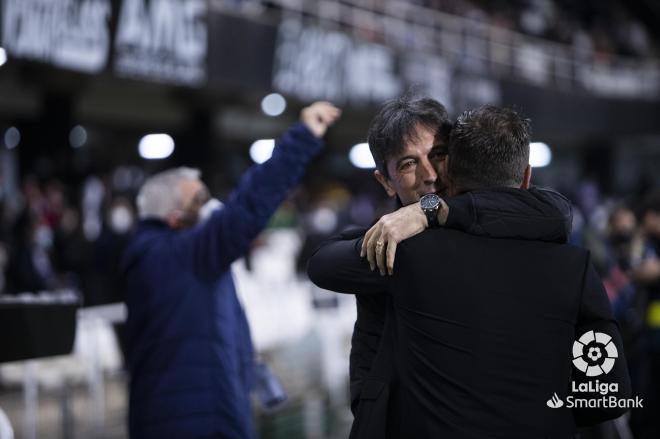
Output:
[{"xmin": 421, "ymin": 193, "xmax": 440, "ymax": 209}]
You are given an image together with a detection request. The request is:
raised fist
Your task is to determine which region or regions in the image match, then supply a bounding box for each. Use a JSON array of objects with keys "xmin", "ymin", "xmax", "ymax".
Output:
[{"xmin": 300, "ymin": 101, "xmax": 342, "ymax": 138}]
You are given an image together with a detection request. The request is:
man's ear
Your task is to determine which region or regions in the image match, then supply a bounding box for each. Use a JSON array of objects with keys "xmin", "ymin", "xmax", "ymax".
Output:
[
  {"xmin": 520, "ymin": 164, "xmax": 532, "ymax": 189},
  {"xmin": 374, "ymin": 170, "xmax": 397, "ymax": 197}
]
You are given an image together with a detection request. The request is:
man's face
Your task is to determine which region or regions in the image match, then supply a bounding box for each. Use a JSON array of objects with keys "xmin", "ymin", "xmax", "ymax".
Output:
[
  {"xmin": 643, "ymin": 211, "xmax": 660, "ymax": 239},
  {"xmin": 169, "ymin": 178, "xmax": 211, "ymax": 229},
  {"xmin": 610, "ymin": 209, "xmax": 636, "ymax": 237},
  {"xmin": 374, "ymin": 124, "xmax": 447, "ymax": 206}
]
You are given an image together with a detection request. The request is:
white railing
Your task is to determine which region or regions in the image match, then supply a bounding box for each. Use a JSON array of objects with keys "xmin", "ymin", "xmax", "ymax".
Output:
[{"xmin": 211, "ymin": 0, "xmax": 660, "ymax": 100}]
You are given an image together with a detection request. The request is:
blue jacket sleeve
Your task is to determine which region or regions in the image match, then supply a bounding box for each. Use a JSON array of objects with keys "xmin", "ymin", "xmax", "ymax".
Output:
[
  {"xmin": 173, "ymin": 122, "xmax": 322, "ymax": 280},
  {"xmin": 445, "ymin": 186, "xmax": 573, "ymax": 243}
]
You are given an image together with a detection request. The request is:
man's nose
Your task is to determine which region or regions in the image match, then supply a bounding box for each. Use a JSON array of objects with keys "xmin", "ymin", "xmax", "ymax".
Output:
[{"xmin": 419, "ymin": 158, "xmax": 437, "ymax": 185}]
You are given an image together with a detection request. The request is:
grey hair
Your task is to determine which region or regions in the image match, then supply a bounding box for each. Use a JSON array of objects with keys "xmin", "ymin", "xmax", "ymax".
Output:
[{"xmin": 137, "ymin": 167, "xmax": 201, "ymax": 220}]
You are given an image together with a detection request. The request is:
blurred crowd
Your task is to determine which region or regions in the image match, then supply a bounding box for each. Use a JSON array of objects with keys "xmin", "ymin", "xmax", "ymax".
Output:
[
  {"xmin": 323, "ymin": 0, "xmax": 658, "ymax": 59},
  {"xmin": 0, "ymin": 167, "xmax": 144, "ymax": 306},
  {"xmin": 2, "ymin": 165, "xmax": 660, "ymax": 315},
  {"xmin": 426, "ymin": 0, "xmax": 656, "ymax": 58},
  {"xmin": 0, "ymin": 165, "xmax": 380, "ymax": 296},
  {"xmin": 570, "ymin": 184, "xmax": 660, "ymax": 435}
]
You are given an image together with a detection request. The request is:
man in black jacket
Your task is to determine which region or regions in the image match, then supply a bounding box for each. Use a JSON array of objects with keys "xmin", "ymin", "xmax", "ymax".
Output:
[{"xmin": 308, "ymin": 104, "xmax": 631, "ymax": 438}]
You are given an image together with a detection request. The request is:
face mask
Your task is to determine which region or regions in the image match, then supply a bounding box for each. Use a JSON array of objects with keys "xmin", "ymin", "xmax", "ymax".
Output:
[
  {"xmin": 610, "ymin": 233, "xmax": 632, "ymax": 247},
  {"xmin": 198, "ymin": 198, "xmax": 223, "ymax": 223},
  {"xmin": 109, "ymin": 206, "xmax": 134, "ymax": 234}
]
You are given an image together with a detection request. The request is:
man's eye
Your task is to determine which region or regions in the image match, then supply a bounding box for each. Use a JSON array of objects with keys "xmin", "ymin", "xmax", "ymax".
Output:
[{"xmin": 399, "ymin": 161, "xmax": 415, "ymax": 171}]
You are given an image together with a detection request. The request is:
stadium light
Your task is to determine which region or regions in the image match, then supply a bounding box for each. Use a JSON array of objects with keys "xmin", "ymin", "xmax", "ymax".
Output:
[
  {"xmin": 249, "ymin": 139, "xmax": 275, "ymax": 164},
  {"xmin": 69, "ymin": 125, "xmax": 88, "ymax": 148},
  {"xmin": 261, "ymin": 93, "xmax": 287, "ymax": 117},
  {"xmin": 138, "ymin": 134, "xmax": 175, "ymax": 159},
  {"xmin": 530, "ymin": 142, "xmax": 552, "ymax": 168},
  {"xmin": 349, "ymin": 143, "xmax": 375, "ymax": 169},
  {"xmin": 4, "ymin": 126, "xmax": 20, "ymax": 149}
]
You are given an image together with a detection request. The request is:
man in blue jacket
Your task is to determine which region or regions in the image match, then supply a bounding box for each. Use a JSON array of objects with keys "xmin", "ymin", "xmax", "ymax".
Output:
[{"xmin": 122, "ymin": 102, "xmax": 340, "ymax": 438}]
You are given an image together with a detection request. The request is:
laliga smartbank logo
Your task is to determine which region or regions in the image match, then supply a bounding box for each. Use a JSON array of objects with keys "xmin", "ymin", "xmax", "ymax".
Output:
[
  {"xmin": 546, "ymin": 330, "xmax": 643, "ymax": 410},
  {"xmin": 571, "ymin": 330, "xmax": 617, "ymax": 376}
]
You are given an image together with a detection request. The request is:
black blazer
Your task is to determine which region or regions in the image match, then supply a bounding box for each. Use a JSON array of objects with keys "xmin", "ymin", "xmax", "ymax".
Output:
[{"xmin": 308, "ymin": 190, "xmax": 631, "ymax": 439}]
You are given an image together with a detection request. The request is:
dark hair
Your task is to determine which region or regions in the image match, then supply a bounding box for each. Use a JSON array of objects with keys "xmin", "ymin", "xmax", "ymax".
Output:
[
  {"xmin": 448, "ymin": 105, "xmax": 531, "ymax": 191},
  {"xmin": 367, "ymin": 96, "xmax": 450, "ymax": 178}
]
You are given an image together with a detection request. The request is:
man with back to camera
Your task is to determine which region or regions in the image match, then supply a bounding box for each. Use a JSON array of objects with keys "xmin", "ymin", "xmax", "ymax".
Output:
[
  {"xmin": 308, "ymin": 95, "xmax": 575, "ymax": 436},
  {"xmin": 121, "ymin": 102, "xmax": 340, "ymax": 438},
  {"xmin": 309, "ymin": 104, "xmax": 632, "ymax": 437}
]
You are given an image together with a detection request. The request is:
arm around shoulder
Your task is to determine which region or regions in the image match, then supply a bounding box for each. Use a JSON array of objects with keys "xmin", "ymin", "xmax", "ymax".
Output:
[{"xmin": 307, "ymin": 231, "xmax": 387, "ymax": 295}]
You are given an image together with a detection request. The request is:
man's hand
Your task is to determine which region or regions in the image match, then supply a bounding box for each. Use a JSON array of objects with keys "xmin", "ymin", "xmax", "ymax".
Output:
[
  {"xmin": 361, "ymin": 203, "xmax": 428, "ymax": 276},
  {"xmin": 361, "ymin": 198, "xmax": 449, "ymax": 275},
  {"xmin": 300, "ymin": 102, "xmax": 342, "ymax": 138}
]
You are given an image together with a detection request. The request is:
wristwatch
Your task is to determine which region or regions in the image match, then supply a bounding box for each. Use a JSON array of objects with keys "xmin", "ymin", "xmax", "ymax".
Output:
[{"xmin": 420, "ymin": 193, "xmax": 442, "ymax": 228}]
